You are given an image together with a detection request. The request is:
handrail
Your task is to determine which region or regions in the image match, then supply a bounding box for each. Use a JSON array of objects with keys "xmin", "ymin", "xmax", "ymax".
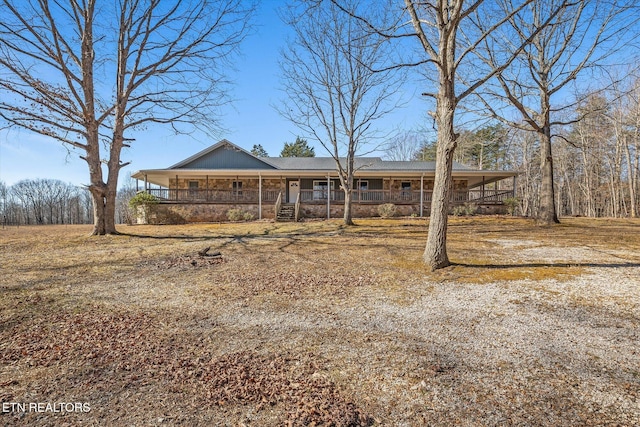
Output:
[
  {"xmin": 294, "ymin": 191, "xmax": 301, "ymax": 222},
  {"xmin": 275, "ymin": 191, "xmax": 282, "ymax": 218},
  {"xmin": 146, "ymin": 187, "xmax": 514, "ymax": 205}
]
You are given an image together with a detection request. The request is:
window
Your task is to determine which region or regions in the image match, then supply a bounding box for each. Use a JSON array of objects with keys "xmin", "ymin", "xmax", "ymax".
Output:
[
  {"xmin": 401, "ymin": 182, "xmax": 411, "ymax": 200},
  {"xmin": 232, "ymin": 181, "xmax": 243, "ymax": 197},
  {"xmin": 313, "ymin": 180, "xmax": 334, "ymax": 200},
  {"xmin": 359, "ymin": 180, "xmax": 369, "ymax": 191}
]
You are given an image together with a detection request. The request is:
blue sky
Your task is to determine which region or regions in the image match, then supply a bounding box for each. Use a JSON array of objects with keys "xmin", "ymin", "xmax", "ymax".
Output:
[{"xmin": 0, "ymin": 1, "xmax": 429, "ymax": 188}]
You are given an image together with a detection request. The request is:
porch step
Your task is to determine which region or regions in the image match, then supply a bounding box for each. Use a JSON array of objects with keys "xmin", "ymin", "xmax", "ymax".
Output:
[{"xmin": 276, "ymin": 204, "xmax": 296, "ymax": 222}]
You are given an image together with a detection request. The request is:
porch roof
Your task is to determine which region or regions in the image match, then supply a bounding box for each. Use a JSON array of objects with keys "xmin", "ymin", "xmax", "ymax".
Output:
[{"xmin": 131, "ymin": 139, "xmax": 516, "ymax": 189}]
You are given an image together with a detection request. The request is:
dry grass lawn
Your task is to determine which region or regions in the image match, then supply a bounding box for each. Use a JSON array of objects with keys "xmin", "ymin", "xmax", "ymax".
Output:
[{"xmin": 1, "ymin": 217, "xmax": 639, "ymax": 426}]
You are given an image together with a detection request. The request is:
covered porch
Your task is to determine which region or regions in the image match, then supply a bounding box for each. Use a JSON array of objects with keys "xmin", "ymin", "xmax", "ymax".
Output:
[
  {"xmin": 143, "ymin": 187, "xmax": 514, "ymax": 206},
  {"xmin": 133, "ymin": 169, "xmax": 516, "ymax": 220}
]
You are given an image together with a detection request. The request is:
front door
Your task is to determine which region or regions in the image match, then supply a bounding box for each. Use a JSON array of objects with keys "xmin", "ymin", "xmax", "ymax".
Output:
[{"xmin": 288, "ymin": 180, "xmax": 300, "ymax": 203}]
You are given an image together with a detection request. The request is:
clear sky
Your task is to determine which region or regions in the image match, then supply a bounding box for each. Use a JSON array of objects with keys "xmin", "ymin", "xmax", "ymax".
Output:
[{"xmin": 0, "ymin": 1, "xmax": 429, "ymax": 188}]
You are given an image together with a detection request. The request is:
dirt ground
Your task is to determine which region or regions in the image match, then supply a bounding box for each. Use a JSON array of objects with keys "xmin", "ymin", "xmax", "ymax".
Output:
[{"xmin": 1, "ymin": 217, "xmax": 639, "ymax": 426}]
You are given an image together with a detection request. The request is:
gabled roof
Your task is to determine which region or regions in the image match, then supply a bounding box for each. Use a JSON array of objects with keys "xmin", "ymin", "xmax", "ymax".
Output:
[
  {"xmin": 132, "ymin": 139, "xmax": 515, "ymax": 188},
  {"xmin": 165, "ymin": 140, "xmax": 482, "ymax": 172},
  {"xmin": 169, "ymin": 139, "xmax": 279, "ymax": 170},
  {"xmin": 265, "ymin": 157, "xmax": 383, "ymax": 170},
  {"xmin": 265, "ymin": 156, "xmax": 473, "ymax": 172}
]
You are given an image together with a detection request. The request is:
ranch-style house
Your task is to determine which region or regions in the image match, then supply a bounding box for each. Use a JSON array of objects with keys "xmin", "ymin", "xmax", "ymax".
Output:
[{"xmin": 131, "ymin": 140, "xmax": 516, "ymax": 223}]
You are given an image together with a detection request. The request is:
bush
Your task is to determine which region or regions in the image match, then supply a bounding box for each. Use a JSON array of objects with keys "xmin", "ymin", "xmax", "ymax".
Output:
[
  {"xmin": 463, "ymin": 202, "xmax": 478, "ymax": 215},
  {"xmin": 378, "ymin": 203, "xmax": 397, "ymax": 218},
  {"xmin": 452, "ymin": 202, "xmax": 477, "ymax": 216},
  {"xmin": 128, "ymin": 192, "xmax": 159, "ymax": 210},
  {"xmin": 128, "ymin": 192, "xmax": 159, "ymax": 223},
  {"xmin": 227, "ymin": 208, "xmax": 254, "ymax": 222},
  {"xmin": 452, "ymin": 205, "xmax": 466, "ymax": 216}
]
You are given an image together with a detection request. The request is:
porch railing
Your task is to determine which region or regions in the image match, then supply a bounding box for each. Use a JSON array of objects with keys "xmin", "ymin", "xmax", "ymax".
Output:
[
  {"xmin": 298, "ymin": 189, "xmax": 512, "ymax": 204},
  {"xmin": 147, "ymin": 188, "xmax": 281, "ymax": 203},
  {"xmin": 146, "ymin": 188, "xmax": 513, "ymax": 205}
]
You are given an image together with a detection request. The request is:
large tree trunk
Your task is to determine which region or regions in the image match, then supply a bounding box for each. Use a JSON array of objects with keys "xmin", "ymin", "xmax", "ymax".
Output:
[
  {"xmin": 89, "ymin": 186, "xmax": 118, "ymax": 235},
  {"xmin": 86, "ymin": 132, "xmax": 118, "ymax": 235},
  {"xmin": 343, "ymin": 188, "xmax": 354, "ymax": 226},
  {"xmin": 537, "ymin": 129, "xmax": 559, "ymax": 224},
  {"xmin": 537, "ymin": 86, "xmax": 559, "ymax": 225},
  {"xmin": 424, "ymin": 94, "xmax": 457, "ymax": 270},
  {"xmin": 339, "ymin": 157, "xmax": 355, "ymax": 226},
  {"xmin": 90, "ymin": 192, "xmax": 107, "ymax": 235}
]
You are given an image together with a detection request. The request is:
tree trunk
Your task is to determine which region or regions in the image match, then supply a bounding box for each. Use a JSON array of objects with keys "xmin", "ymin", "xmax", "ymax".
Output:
[
  {"xmin": 624, "ymin": 136, "xmax": 637, "ymax": 218},
  {"xmin": 537, "ymin": 129, "xmax": 559, "ymax": 224},
  {"xmin": 339, "ymin": 155, "xmax": 355, "ymax": 226},
  {"xmin": 86, "ymin": 138, "xmax": 118, "ymax": 235},
  {"xmin": 90, "ymin": 188, "xmax": 108, "ymax": 235},
  {"xmin": 90, "ymin": 187, "xmax": 118, "ymax": 235},
  {"xmin": 343, "ymin": 189, "xmax": 354, "ymax": 226},
  {"xmin": 424, "ymin": 95, "xmax": 457, "ymax": 270}
]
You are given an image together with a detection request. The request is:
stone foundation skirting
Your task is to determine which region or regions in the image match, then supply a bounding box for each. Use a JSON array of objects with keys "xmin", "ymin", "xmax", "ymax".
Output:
[
  {"xmin": 142, "ymin": 203, "xmax": 276, "ymax": 224},
  {"xmin": 139, "ymin": 202, "xmax": 506, "ymax": 224}
]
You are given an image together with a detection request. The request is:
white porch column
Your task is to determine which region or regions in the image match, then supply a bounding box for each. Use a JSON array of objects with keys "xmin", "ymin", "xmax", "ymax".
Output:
[
  {"xmin": 327, "ymin": 172, "xmax": 331, "ymax": 219},
  {"xmin": 258, "ymin": 173, "xmax": 262, "ymax": 220},
  {"xmin": 420, "ymin": 173, "xmax": 424, "ymax": 217}
]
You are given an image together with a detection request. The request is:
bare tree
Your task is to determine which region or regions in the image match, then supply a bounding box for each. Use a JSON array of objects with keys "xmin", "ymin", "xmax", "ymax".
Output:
[
  {"xmin": 279, "ymin": 0, "xmax": 403, "ymax": 225},
  {"xmin": 11, "ymin": 179, "xmax": 46, "ymax": 224},
  {"xmin": 0, "ymin": 0, "xmax": 252, "ymax": 234},
  {"xmin": 610, "ymin": 72, "xmax": 640, "ymax": 218},
  {"xmin": 0, "ymin": 180, "xmax": 8, "ymax": 226},
  {"xmin": 331, "ymin": 0, "xmax": 567, "ymax": 268},
  {"xmin": 403, "ymin": 1, "xmax": 568, "ymax": 269},
  {"xmin": 477, "ymin": 0, "xmax": 639, "ymax": 224},
  {"xmin": 383, "ymin": 130, "xmax": 425, "ymax": 161},
  {"xmin": 116, "ymin": 177, "xmax": 138, "ymax": 225},
  {"xmin": 7, "ymin": 179, "xmax": 88, "ymax": 225}
]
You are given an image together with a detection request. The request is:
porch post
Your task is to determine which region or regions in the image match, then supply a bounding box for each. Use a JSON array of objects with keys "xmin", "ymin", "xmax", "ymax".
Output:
[
  {"xmin": 258, "ymin": 173, "xmax": 262, "ymax": 220},
  {"xmin": 420, "ymin": 174, "xmax": 424, "ymax": 217},
  {"xmin": 144, "ymin": 174, "xmax": 148, "ymax": 192},
  {"xmin": 512, "ymin": 175, "xmax": 517, "ymax": 198},
  {"xmin": 136, "ymin": 179, "xmax": 139, "ymax": 192},
  {"xmin": 206, "ymin": 175, "xmax": 209, "ymax": 201},
  {"xmin": 175, "ymin": 174, "xmax": 178, "ymax": 201},
  {"xmin": 482, "ymin": 176, "xmax": 485, "ymax": 202},
  {"xmin": 327, "ymin": 172, "xmax": 331, "ymax": 219}
]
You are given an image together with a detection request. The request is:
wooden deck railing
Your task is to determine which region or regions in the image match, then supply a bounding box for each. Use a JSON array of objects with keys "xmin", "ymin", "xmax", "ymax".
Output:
[
  {"xmin": 147, "ymin": 188, "xmax": 281, "ymax": 203},
  {"xmin": 146, "ymin": 188, "xmax": 513, "ymax": 205}
]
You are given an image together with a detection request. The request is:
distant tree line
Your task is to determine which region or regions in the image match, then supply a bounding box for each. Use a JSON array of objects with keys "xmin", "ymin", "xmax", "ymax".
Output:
[
  {"xmin": 1, "ymin": 178, "xmax": 138, "ymax": 226},
  {"xmin": 386, "ymin": 75, "xmax": 640, "ymax": 219}
]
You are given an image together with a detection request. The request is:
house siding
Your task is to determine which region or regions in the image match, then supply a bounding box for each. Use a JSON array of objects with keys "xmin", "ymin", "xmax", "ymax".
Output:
[
  {"xmin": 175, "ymin": 145, "xmax": 276, "ymax": 170},
  {"xmin": 170, "ymin": 178, "xmax": 285, "ymax": 192}
]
